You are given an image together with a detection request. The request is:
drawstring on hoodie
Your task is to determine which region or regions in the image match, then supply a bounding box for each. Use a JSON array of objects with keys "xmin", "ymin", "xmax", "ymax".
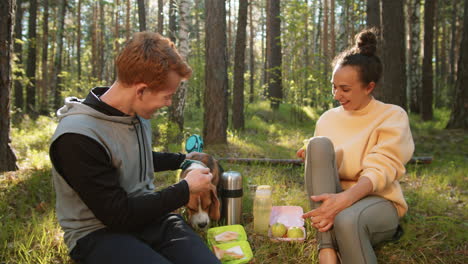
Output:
[
  {"xmin": 132, "ymin": 121, "xmax": 145, "ymax": 182},
  {"xmin": 137, "ymin": 117, "xmax": 147, "ymax": 182}
]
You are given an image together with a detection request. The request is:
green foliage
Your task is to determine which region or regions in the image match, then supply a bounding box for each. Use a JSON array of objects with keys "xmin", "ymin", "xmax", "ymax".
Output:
[
  {"xmin": 10, "ymin": 115, "xmax": 57, "ymax": 170},
  {"xmin": 1, "ymin": 102, "xmax": 467, "ymax": 263}
]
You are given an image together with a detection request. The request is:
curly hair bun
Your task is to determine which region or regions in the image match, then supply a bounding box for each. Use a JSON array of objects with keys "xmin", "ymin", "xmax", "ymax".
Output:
[{"xmin": 354, "ymin": 29, "xmax": 378, "ymax": 56}]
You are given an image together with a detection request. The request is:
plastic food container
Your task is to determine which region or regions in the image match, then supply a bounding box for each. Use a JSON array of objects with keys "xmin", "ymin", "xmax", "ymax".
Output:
[
  {"xmin": 268, "ymin": 206, "xmax": 306, "ymax": 242},
  {"xmin": 207, "ymin": 225, "xmax": 253, "ymax": 264}
]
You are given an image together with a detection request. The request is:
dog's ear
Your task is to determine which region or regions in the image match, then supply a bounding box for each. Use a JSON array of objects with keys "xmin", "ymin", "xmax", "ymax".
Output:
[{"xmin": 209, "ymin": 184, "xmax": 221, "ymax": 221}]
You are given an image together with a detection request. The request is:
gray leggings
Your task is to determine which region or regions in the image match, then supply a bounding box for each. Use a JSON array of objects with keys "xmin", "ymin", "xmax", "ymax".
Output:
[{"xmin": 304, "ymin": 137, "xmax": 400, "ymax": 264}]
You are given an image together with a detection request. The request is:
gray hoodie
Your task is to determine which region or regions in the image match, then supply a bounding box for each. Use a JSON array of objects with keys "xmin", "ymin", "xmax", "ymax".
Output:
[{"xmin": 51, "ymin": 97, "xmax": 155, "ymax": 252}]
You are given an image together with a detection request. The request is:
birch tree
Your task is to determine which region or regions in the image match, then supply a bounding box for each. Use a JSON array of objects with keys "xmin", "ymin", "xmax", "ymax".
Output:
[{"xmin": 168, "ymin": 0, "xmax": 191, "ymax": 142}]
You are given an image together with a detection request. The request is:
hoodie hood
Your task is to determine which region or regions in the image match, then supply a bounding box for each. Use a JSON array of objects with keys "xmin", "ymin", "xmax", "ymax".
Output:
[{"xmin": 56, "ymin": 97, "xmax": 138, "ymax": 125}]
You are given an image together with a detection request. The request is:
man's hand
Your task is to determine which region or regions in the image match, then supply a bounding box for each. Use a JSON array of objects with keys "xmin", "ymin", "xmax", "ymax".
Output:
[
  {"xmin": 183, "ymin": 168, "xmax": 213, "ymax": 194},
  {"xmin": 186, "ymin": 151, "xmax": 201, "ymax": 160}
]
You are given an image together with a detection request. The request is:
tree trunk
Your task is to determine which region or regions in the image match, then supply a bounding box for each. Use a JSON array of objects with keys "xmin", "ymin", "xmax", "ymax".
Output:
[
  {"xmin": 421, "ymin": 0, "xmax": 436, "ymax": 121},
  {"xmin": 126, "ymin": 0, "xmax": 130, "ymax": 40},
  {"xmin": 137, "ymin": 0, "xmax": 146, "ymax": 31},
  {"xmin": 75, "ymin": 0, "xmax": 81, "ymax": 86},
  {"xmin": 366, "ymin": 0, "xmax": 380, "ymax": 28},
  {"xmin": 249, "ymin": 1, "xmax": 254, "ymax": 104},
  {"xmin": 194, "ymin": 0, "xmax": 202, "ymax": 108},
  {"xmin": 25, "ymin": 0, "xmax": 37, "ymax": 114},
  {"xmin": 39, "ymin": 0, "xmax": 49, "ymax": 114},
  {"xmin": 446, "ymin": 0, "xmax": 468, "ymax": 129},
  {"xmin": 434, "ymin": 6, "xmax": 443, "ymax": 108},
  {"xmin": 13, "ymin": 0, "xmax": 23, "ymax": 111},
  {"xmin": 168, "ymin": 0, "xmax": 176, "ymax": 43},
  {"xmin": 99, "ymin": 1, "xmax": 105, "ymax": 81},
  {"xmin": 262, "ymin": 1, "xmax": 266, "ymax": 94},
  {"xmin": 312, "ymin": 1, "xmax": 322, "ymax": 108},
  {"xmin": 303, "ymin": 0, "xmax": 310, "ymax": 104},
  {"xmin": 204, "ymin": 0, "xmax": 228, "ymax": 145},
  {"xmin": 409, "ymin": 0, "xmax": 421, "ymax": 113},
  {"xmin": 168, "ymin": 0, "xmax": 190, "ymax": 143},
  {"xmin": 232, "ymin": 0, "xmax": 247, "ymax": 130},
  {"xmin": 322, "ymin": 0, "xmax": 329, "ymax": 78},
  {"xmin": 0, "ymin": 0, "xmax": 18, "ymax": 172},
  {"xmin": 382, "ymin": 0, "xmax": 407, "ymax": 110},
  {"xmin": 266, "ymin": 0, "xmax": 282, "ymax": 110},
  {"xmin": 227, "ymin": 0, "xmax": 232, "ymax": 70},
  {"xmin": 52, "ymin": 0, "xmax": 66, "ymax": 110},
  {"xmin": 366, "ymin": 0, "xmax": 384, "ymax": 100},
  {"xmin": 157, "ymin": 0, "xmax": 164, "ymax": 34},
  {"xmin": 330, "ymin": 0, "xmax": 335, "ymax": 59},
  {"xmin": 91, "ymin": 2, "xmax": 98, "ymax": 79},
  {"xmin": 449, "ymin": 1, "xmax": 458, "ymax": 85},
  {"xmin": 114, "ymin": 0, "xmax": 119, "ymax": 81}
]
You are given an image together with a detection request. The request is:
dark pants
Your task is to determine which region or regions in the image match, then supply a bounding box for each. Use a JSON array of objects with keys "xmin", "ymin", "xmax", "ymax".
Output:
[{"xmin": 70, "ymin": 214, "xmax": 221, "ymax": 264}]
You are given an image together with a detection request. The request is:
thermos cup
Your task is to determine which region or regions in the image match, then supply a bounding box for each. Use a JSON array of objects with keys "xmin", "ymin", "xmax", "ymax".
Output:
[{"xmin": 221, "ymin": 171, "xmax": 243, "ymax": 225}]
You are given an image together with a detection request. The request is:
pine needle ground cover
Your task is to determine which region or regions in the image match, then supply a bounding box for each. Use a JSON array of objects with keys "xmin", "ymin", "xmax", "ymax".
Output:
[{"xmin": 1, "ymin": 104, "xmax": 466, "ymax": 263}]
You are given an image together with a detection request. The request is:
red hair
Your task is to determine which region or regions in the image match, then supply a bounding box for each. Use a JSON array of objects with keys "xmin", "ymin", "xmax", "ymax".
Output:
[{"xmin": 116, "ymin": 32, "xmax": 192, "ymax": 90}]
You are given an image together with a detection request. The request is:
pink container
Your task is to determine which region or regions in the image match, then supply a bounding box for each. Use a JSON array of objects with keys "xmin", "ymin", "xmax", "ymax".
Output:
[{"xmin": 268, "ymin": 206, "xmax": 306, "ymax": 242}]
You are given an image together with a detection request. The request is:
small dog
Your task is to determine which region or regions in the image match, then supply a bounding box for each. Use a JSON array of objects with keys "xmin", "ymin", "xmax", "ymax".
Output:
[{"xmin": 180, "ymin": 152, "xmax": 223, "ymax": 229}]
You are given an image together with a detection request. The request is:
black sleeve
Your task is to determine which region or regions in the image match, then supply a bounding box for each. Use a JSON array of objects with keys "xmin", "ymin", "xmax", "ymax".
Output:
[
  {"xmin": 50, "ymin": 133, "xmax": 190, "ymax": 232},
  {"xmin": 152, "ymin": 152, "xmax": 186, "ymax": 172}
]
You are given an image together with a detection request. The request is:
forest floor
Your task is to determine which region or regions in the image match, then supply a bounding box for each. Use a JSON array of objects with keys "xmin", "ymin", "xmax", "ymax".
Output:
[{"xmin": 1, "ymin": 101, "xmax": 467, "ymax": 263}]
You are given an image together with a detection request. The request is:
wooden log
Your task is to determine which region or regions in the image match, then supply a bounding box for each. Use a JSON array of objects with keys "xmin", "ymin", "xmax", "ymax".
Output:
[{"xmin": 217, "ymin": 156, "xmax": 433, "ymax": 166}]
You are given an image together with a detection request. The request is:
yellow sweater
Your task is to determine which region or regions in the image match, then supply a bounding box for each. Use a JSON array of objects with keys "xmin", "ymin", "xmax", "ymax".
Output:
[{"xmin": 314, "ymin": 98, "xmax": 414, "ymax": 217}]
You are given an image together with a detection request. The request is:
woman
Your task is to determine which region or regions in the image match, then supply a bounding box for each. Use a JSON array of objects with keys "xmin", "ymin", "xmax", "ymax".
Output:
[{"xmin": 297, "ymin": 29, "xmax": 414, "ymax": 264}]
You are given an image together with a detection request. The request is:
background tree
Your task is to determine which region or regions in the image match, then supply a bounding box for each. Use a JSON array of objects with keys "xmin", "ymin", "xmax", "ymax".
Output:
[
  {"xmin": 322, "ymin": 0, "xmax": 329, "ymax": 78},
  {"xmin": 408, "ymin": 0, "xmax": 421, "ymax": 113},
  {"xmin": 330, "ymin": 0, "xmax": 335, "ymax": 58},
  {"xmin": 446, "ymin": 0, "xmax": 468, "ymax": 129},
  {"xmin": 204, "ymin": 0, "xmax": 228, "ymax": 145},
  {"xmin": 13, "ymin": 0, "xmax": 24, "ymax": 111},
  {"xmin": 0, "ymin": 0, "xmax": 18, "ymax": 172},
  {"xmin": 137, "ymin": 0, "xmax": 146, "ymax": 31},
  {"xmin": 232, "ymin": 0, "xmax": 248, "ymax": 130},
  {"xmin": 366, "ymin": 0, "xmax": 384, "ymax": 100},
  {"xmin": 168, "ymin": 0, "xmax": 191, "ymax": 143},
  {"xmin": 249, "ymin": 1, "xmax": 255, "ymax": 103},
  {"xmin": 126, "ymin": 0, "xmax": 131, "ymax": 40},
  {"xmin": 266, "ymin": 0, "xmax": 282, "ymax": 110},
  {"xmin": 381, "ymin": 0, "xmax": 407, "ymax": 109},
  {"xmin": 52, "ymin": 0, "xmax": 67, "ymax": 110},
  {"xmin": 366, "ymin": 0, "xmax": 380, "ymax": 28},
  {"xmin": 168, "ymin": 0, "xmax": 176, "ymax": 43},
  {"xmin": 421, "ymin": 0, "xmax": 436, "ymax": 121},
  {"xmin": 25, "ymin": 0, "xmax": 37, "ymax": 114},
  {"xmin": 39, "ymin": 0, "xmax": 49, "ymax": 114},
  {"xmin": 157, "ymin": 0, "xmax": 164, "ymax": 33}
]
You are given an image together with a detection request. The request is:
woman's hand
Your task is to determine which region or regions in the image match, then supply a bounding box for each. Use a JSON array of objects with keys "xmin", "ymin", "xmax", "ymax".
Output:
[
  {"xmin": 296, "ymin": 148, "xmax": 305, "ymax": 161},
  {"xmin": 302, "ymin": 192, "xmax": 352, "ymax": 232},
  {"xmin": 302, "ymin": 177, "xmax": 373, "ymax": 232}
]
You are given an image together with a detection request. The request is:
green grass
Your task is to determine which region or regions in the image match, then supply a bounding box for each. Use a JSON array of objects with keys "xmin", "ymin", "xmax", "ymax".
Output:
[{"xmin": 1, "ymin": 104, "xmax": 467, "ymax": 263}]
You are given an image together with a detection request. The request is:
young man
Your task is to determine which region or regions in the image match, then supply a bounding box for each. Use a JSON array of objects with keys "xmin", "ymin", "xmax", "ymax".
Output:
[{"xmin": 50, "ymin": 32, "xmax": 220, "ymax": 264}]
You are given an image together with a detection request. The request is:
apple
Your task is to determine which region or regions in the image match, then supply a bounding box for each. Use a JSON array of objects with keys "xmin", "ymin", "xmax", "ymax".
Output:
[
  {"xmin": 271, "ymin": 223, "xmax": 287, "ymax": 237},
  {"xmin": 287, "ymin": 226, "xmax": 304, "ymax": 239}
]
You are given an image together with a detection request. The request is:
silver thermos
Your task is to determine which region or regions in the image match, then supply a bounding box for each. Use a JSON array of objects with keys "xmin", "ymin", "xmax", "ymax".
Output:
[{"xmin": 221, "ymin": 171, "xmax": 243, "ymax": 225}]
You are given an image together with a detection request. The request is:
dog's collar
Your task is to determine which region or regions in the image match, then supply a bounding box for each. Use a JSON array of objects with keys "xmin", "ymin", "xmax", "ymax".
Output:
[{"xmin": 180, "ymin": 159, "xmax": 208, "ymax": 170}]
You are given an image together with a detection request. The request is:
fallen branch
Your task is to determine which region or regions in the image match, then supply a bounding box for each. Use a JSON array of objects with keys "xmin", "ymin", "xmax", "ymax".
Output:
[{"xmin": 217, "ymin": 156, "xmax": 433, "ymax": 166}]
